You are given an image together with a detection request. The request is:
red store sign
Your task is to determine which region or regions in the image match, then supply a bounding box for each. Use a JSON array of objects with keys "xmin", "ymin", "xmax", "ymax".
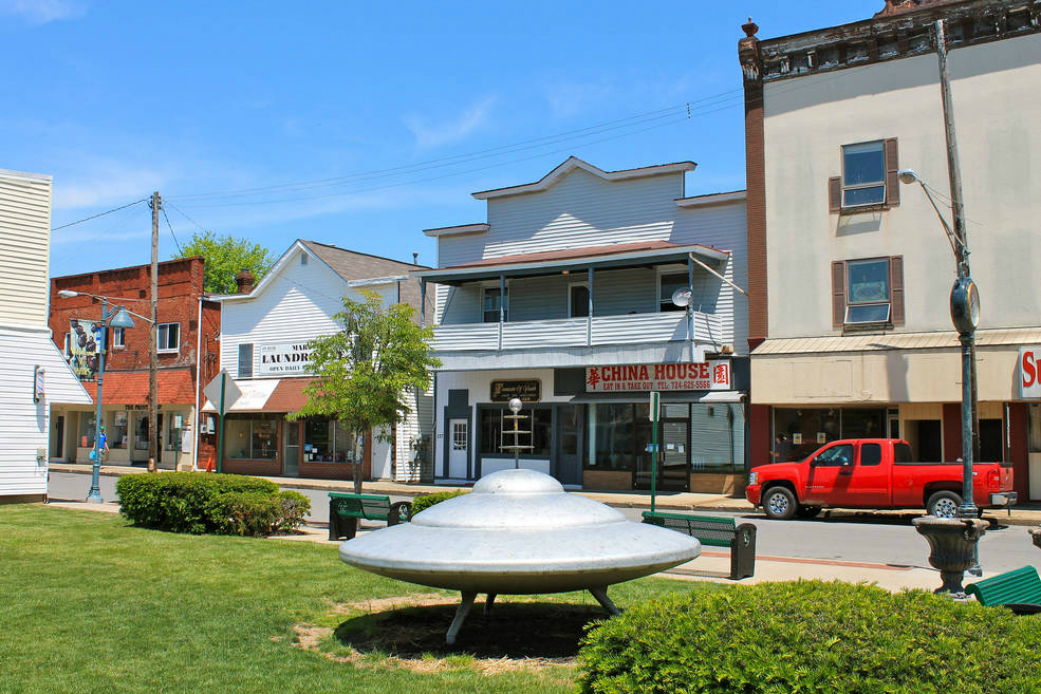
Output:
[{"xmin": 586, "ymin": 362, "xmax": 731, "ymax": 393}]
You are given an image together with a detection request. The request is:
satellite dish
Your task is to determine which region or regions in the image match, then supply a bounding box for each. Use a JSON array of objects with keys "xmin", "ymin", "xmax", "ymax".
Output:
[{"xmin": 671, "ymin": 288, "xmax": 691, "ymax": 308}]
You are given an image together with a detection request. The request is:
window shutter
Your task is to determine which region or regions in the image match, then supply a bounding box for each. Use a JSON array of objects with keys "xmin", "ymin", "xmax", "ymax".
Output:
[
  {"xmin": 828, "ymin": 176, "xmax": 842, "ymax": 212},
  {"xmin": 832, "ymin": 261, "xmax": 846, "ymax": 328},
  {"xmin": 885, "ymin": 138, "xmax": 900, "ymax": 206},
  {"xmin": 890, "ymin": 255, "xmax": 905, "ymax": 325}
]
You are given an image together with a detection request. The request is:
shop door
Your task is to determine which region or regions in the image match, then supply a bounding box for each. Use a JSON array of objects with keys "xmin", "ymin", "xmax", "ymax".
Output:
[
  {"xmin": 555, "ymin": 405, "xmax": 583, "ymax": 486},
  {"xmin": 283, "ymin": 420, "xmax": 300, "ymax": 477},
  {"xmin": 54, "ymin": 416, "xmax": 64, "ymax": 459},
  {"xmin": 634, "ymin": 418, "xmax": 689, "ymax": 492},
  {"xmin": 448, "ymin": 419, "xmax": 468, "ymax": 479},
  {"xmin": 133, "ymin": 413, "xmax": 162, "ymax": 464}
]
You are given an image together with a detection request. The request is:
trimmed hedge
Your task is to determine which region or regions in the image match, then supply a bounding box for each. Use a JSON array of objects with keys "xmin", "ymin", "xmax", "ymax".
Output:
[
  {"xmin": 577, "ymin": 580, "xmax": 1041, "ymax": 694},
  {"xmin": 116, "ymin": 472, "xmax": 311, "ymax": 537},
  {"xmin": 411, "ymin": 489, "xmax": 469, "ymax": 515}
]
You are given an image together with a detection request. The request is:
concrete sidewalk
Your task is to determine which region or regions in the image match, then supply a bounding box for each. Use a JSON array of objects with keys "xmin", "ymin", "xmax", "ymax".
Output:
[
  {"xmin": 49, "ymin": 462, "xmax": 1041, "ymax": 526},
  {"xmin": 45, "ymin": 498, "xmax": 967, "ymax": 593}
]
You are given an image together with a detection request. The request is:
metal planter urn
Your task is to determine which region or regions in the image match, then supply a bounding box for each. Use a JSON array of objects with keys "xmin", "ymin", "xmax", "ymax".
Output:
[{"xmin": 912, "ymin": 516, "xmax": 988, "ymax": 597}]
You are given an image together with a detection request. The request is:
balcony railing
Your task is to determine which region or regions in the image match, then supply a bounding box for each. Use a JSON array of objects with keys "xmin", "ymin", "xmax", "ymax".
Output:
[{"xmin": 430, "ymin": 311, "xmax": 724, "ymax": 352}]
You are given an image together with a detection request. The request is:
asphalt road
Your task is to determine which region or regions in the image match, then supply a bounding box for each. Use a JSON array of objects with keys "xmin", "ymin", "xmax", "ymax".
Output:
[{"xmin": 48, "ymin": 471, "xmax": 1035, "ymax": 575}]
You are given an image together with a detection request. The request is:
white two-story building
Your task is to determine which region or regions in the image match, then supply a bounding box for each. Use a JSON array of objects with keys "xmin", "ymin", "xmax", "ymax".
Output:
[
  {"xmin": 416, "ymin": 157, "xmax": 749, "ymax": 492},
  {"xmin": 205, "ymin": 240, "xmax": 432, "ymax": 482},
  {"xmin": 0, "ymin": 168, "xmax": 91, "ymax": 502}
]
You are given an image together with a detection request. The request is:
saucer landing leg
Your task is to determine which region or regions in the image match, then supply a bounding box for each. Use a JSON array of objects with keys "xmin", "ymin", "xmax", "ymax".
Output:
[
  {"xmin": 446, "ymin": 591, "xmax": 476, "ymax": 645},
  {"xmin": 589, "ymin": 587, "xmax": 620, "ymax": 616},
  {"xmin": 484, "ymin": 593, "xmax": 497, "ymax": 616}
]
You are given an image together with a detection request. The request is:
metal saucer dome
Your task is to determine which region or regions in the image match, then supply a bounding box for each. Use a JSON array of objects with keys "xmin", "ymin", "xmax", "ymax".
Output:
[{"xmin": 339, "ymin": 468, "xmax": 700, "ymax": 643}]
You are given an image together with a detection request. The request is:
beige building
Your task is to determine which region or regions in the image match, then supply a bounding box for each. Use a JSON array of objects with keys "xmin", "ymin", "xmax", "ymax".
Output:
[{"xmin": 739, "ymin": 0, "xmax": 1041, "ymax": 500}]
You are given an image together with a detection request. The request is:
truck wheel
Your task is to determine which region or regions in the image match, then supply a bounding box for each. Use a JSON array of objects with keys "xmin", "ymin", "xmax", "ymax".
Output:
[
  {"xmin": 927, "ymin": 491, "xmax": 961, "ymax": 519},
  {"xmin": 797, "ymin": 506, "xmax": 822, "ymax": 519},
  {"xmin": 762, "ymin": 487, "xmax": 797, "ymax": 520}
]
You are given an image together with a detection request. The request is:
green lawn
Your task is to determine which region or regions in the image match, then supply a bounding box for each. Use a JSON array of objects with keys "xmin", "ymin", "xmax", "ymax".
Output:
[{"xmin": 0, "ymin": 505, "xmax": 706, "ymax": 694}]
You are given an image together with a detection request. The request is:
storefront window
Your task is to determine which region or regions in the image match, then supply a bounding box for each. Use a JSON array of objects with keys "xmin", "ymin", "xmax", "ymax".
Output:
[
  {"xmin": 304, "ymin": 419, "xmax": 355, "ymax": 462},
  {"xmin": 108, "ymin": 411, "xmax": 128, "ymax": 449},
  {"xmin": 690, "ymin": 403, "xmax": 745, "ymax": 473},
  {"xmin": 165, "ymin": 412, "xmax": 185, "ymax": 452},
  {"xmin": 772, "ymin": 408, "xmax": 885, "ymax": 461},
  {"xmin": 588, "ymin": 403, "xmax": 635, "ymax": 470},
  {"xmin": 478, "ymin": 407, "xmax": 551, "ymax": 457},
  {"xmin": 226, "ymin": 414, "xmax": 278, "ymax": 459},
  {"xmin": 1029, "ymin": 404, "xmax": 1041, "ymax": 453},
  {"xmin": 78, "ymin": 412, "xmax": 96, "ymax": 448}
]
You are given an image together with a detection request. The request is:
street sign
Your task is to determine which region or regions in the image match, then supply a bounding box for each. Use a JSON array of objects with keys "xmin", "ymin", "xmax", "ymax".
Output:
[
  {"xmin": 649, "ymin": 391, "xmax": 660, "ymax": 422},
  {"xmin": 203, "ymin": 369, "xmax": 242, "ymax": 414}
]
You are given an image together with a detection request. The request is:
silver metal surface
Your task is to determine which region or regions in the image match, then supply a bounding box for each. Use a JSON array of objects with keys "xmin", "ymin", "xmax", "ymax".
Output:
[{"xmin": 339, "ymin": 469, "xmax": 701, "ymax": 594}]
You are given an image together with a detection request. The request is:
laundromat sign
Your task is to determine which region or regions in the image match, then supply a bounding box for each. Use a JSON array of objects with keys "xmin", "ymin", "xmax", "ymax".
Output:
[
  {"xmin": 586, "ymin": 362, "xmax": 731, "ymax": 392},
  {"xmin": 259, "ymin": 341, "xmax": 313, "ymax": 376}
]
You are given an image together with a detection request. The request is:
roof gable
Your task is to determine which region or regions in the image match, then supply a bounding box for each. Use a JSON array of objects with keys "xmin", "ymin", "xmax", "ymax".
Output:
[{"xmin": 472, "ymin": 156, "xmax": 696, "ymax": 200}]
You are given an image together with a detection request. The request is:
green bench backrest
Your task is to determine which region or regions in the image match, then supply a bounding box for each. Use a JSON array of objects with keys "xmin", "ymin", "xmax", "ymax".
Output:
[
  {"xmin": 642, "ymin": 511, "xmax": 737, "ymax": 548},
  {"xmin": 330, "ymin": 493, "xmax": 391, "ymax": 520},
  {"xmin": 966, "ymin": 566, "xmax": 1041, "ymax": 607}
]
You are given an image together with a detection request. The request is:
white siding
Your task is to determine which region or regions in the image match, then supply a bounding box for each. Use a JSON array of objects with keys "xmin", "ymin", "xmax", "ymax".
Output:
[
  {"xmin": 433, "ymin": 166, "xmax": 749, "ymax": 353},
  {"xmin": 762, "ymin": 33, "xmax": 1041, "ymax": 340},
  {"xmin": 0, "ymin": 170, "xmax": 50, "ymax": 328},
  {"xmin": 0, "ymin": 327, "xmax": 91, "ymax": 497},
  {"xmin": 484, "ymin": 169, "xmax": 684, "ymax": 257},
  {"xmin": 220, "ymin": 248, "xmax": 396, "ymax": 376}
]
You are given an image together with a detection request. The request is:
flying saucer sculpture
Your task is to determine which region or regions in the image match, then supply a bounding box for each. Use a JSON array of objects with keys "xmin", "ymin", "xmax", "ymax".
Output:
[{"xmin": 339, "ymin": 468, "xmax": 700, "ymax": 643}]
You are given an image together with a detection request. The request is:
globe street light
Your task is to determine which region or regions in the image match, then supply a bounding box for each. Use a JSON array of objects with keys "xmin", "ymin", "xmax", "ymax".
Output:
[{"xmin": 58, "ymin": 289, "xmax": 137, "ymax": 503}]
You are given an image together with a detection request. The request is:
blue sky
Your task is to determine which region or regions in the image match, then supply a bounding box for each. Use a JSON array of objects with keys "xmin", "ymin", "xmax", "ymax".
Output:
[{"xmin": 0, "ymin": 0, "xmax": 883, "ymax": 277}]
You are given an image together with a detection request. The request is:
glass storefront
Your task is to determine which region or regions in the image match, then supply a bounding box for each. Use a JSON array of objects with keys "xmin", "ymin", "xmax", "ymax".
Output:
[
  {"xmin": 226, "ymin": 414, "xmax": 278, "ymax": 460},
  {"xmin": 772, "ymin": 407, "xmax": 885, "ymax": 462},
  {"xmin": 584, "ymin": 401, "xmax": 745, "ymax": 474},
  {"xmin": 304, "ymin": 419, "xmax": 355, "ymax": 462},
  {"xmin": 478, "ymin": 407, "xmax": 552, "ymax": 457},
  {"xmin": 108, "ymin": 411, "xmax": 129, "ymax": 449}
]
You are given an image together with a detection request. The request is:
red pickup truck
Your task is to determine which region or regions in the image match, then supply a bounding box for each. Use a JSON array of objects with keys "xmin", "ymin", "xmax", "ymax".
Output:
[{"xmin": 745, "ymin": 438, "xmax": 1017, "ymax": 520}]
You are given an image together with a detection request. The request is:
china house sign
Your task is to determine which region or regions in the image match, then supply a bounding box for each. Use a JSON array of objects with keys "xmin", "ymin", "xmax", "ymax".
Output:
[{"xmin": 585, "ymin": 362, "xmax": 731, "ymax": 392}]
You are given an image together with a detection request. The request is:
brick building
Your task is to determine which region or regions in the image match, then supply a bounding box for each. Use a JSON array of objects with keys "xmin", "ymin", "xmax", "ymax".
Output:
[{"xmin": 49, "ymin": 257, "xmax": 220, "ymax": 468}]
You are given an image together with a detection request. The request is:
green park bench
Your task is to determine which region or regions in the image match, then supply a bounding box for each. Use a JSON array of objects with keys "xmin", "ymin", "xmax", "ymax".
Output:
[
  {"xmin": 966, "ymin": 565, "xmax": 1041, "ymax": 615},
  {"xmin": 642, "ymin": 510, "xmax": 757, "ymax": 580},
  {"xmin": 328, "ymin": 492, "xmax": 412, "ymax": 541}
]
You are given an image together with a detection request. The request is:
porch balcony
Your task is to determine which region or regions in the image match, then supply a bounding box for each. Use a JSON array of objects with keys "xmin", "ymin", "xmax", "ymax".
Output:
[
  {"xmin": 414, "ymin": 240, "xmax": 735, "ymax": 370},
  {"xmin": 432, "ymin": 311, "xmax": 722, "ymax": 351}
]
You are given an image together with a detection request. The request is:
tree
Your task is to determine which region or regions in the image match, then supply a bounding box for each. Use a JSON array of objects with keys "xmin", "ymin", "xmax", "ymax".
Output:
[
  {"xmin": 290, "ymin": 291, "xmax": 440, "ymax": 493},
  {"xmin": 175, "ymin": 230, "xmax": 274, "ymax": 294}
]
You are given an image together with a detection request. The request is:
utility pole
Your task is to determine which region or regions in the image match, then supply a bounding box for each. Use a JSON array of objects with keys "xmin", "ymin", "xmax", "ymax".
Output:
[
  {"xmin": 149, "ymin": 191, "xmax": 161, "ymax": 470},
  {"xmin": 935, "ymin": 19, "xmax": 980, "ymax": 466}
]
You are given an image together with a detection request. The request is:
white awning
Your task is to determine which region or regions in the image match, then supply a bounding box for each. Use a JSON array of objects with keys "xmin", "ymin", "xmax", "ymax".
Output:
[
  {"xmin": 201, "ymin": 379, "xmax": 279, "ymax": 413},
  {"xmin": 751, "ymin": 327, "xmax": 1041, "ymax": 356}
]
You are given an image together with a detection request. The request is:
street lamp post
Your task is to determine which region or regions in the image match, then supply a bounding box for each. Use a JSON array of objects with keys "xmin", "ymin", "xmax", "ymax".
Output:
[
  {"xmin": 903, "ymin": 19, "xmax": 988, "ymax": 597},
  {"xmin": 58, "ymin": 290, "xmax": 136, "ymax": 503}
]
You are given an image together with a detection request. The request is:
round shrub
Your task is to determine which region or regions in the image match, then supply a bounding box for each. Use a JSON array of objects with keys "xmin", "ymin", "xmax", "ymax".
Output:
[
  {"xmin": 116, "ymin": 472, "xmax": 304, "ymax": 536},
  {"xmin": 577, "ymin": 580, "xmax": 1041, "ymax": 694},
  {"xmin": 411, "ymin": 489, "xmax": 468, "ymax": 515}
]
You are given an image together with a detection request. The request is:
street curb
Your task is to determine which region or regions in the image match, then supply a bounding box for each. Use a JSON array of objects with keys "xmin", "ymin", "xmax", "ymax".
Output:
[{"xmin": 48, "ymin": 464, "xmax": 1041, "ymax": 527}]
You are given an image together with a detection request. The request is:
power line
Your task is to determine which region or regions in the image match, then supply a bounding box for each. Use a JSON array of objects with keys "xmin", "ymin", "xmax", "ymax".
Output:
[
  {"xmin": 165, "ymin": 202, "xmax": 211, "ymax": 234},
  {"xmin": 168, "ymin": 91, "xmax": 743, "ymax": 204},
  {"xmin": 173, "ymin": 110, "xmax": 709, "ymax": 209},
  {"xmin": 51, "ymin": 198, "xmax": 148, "ymax": 231},
  {"xmin": 161, "ymin": 204, "xmax": 184, "ymax": 256}
]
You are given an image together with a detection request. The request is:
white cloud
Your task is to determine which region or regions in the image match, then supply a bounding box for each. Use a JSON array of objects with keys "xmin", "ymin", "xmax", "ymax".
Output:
[
  {"xmin": 403, "ymin": 95, "xmax": 496, "ymax": 149},
  {"xmin": 0, "ymin": 0, "xmax": 86, "ymax": 24},
  {"xmin": 53, "ymin": 162, "xmax": 166, "ymax": 210}
]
